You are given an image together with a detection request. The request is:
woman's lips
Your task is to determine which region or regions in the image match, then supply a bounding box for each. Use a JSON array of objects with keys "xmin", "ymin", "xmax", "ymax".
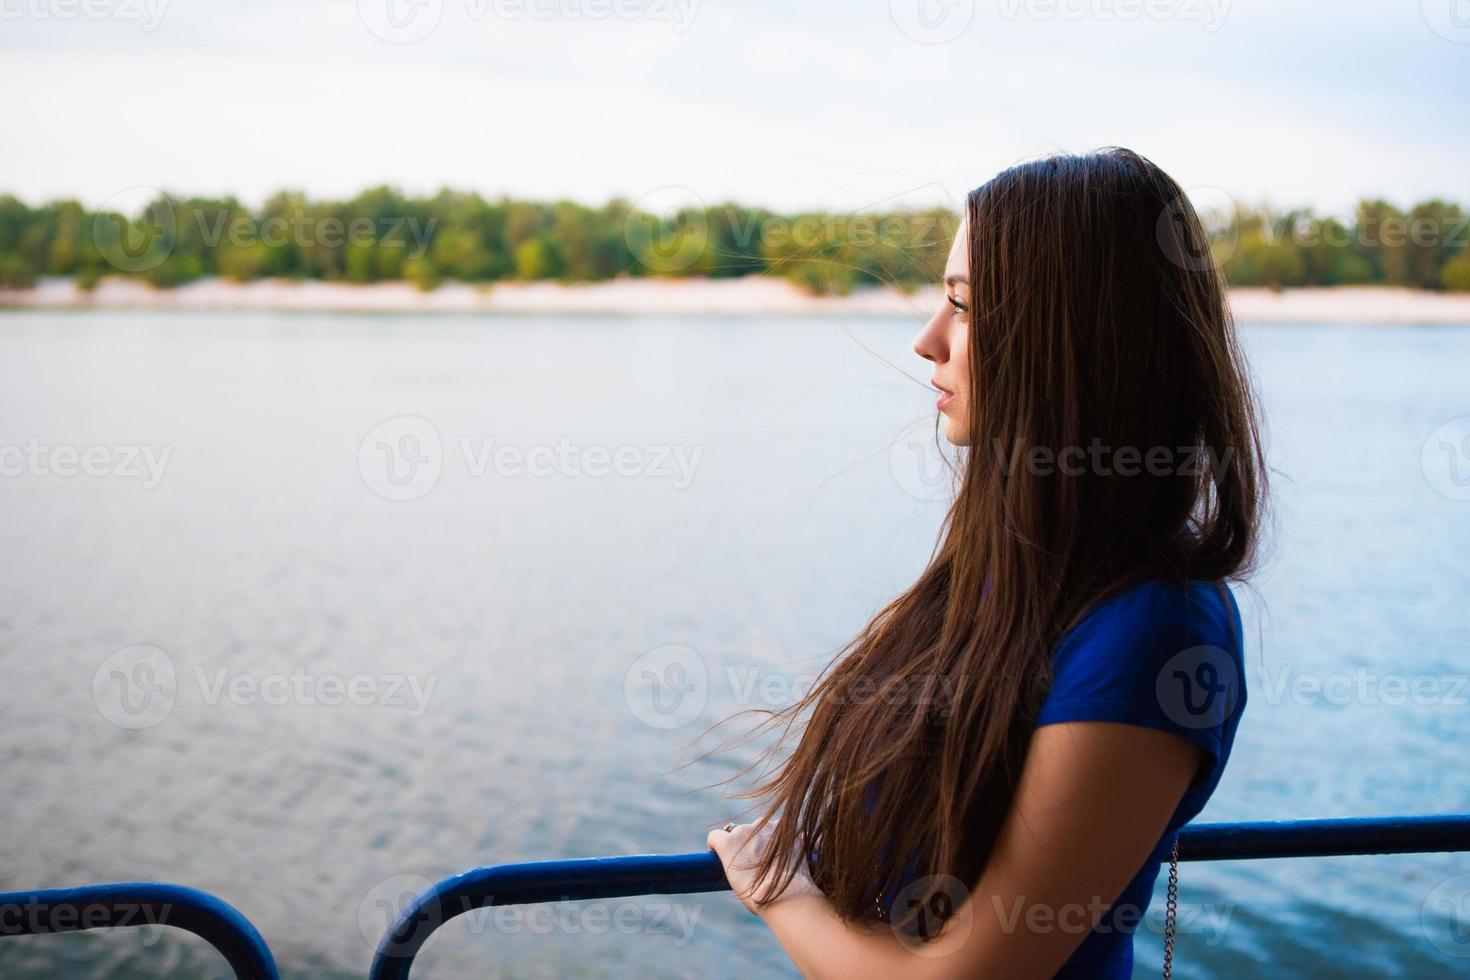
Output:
[{"xmin": 933, "ymin": 380, "xmax": 954, "ymax": 412}]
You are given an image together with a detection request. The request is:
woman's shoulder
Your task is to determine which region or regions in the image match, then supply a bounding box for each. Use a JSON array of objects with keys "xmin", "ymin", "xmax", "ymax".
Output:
[
  {"xmin": 1039, "ymin": 577, "xmax": 1247, "ymax": 761},
  {"xmin": 1060, "ymin": 578, "xmax": 1241, "ymax": 659}
]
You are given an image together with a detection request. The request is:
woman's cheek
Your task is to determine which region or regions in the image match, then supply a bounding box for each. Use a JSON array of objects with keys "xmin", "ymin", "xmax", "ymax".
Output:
[
  {"xmin": 945, "ymin": 408, "xmax": 972, "ymax": 447},
  {"xmin": 950, "ymin": 331, "xmax": 972, "ymax": 445}
]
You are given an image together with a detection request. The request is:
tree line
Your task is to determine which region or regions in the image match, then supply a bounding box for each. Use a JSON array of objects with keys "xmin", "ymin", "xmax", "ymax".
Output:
[{"xmin": 0, "ymin": 187, "xmax": 1465, "ymax": 292}]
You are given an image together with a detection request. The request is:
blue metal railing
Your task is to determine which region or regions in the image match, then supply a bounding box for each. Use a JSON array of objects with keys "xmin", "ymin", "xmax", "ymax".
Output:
[
  {"xmin": 0, "ymin": 881, "xmax": 279, "ymax": 980},
  {"xmin": 367, "ymin": 814, "xmax": 1470, "ymax": 980},
  {"xmin": 4, "ymin": 815, "xmax": 1469, "ymax": 978}
]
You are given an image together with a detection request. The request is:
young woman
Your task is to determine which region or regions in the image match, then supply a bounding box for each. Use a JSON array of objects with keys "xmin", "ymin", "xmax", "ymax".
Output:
[{"xmin": 707, "ymin": 148, "xmax": 1263, "ymax": 978}]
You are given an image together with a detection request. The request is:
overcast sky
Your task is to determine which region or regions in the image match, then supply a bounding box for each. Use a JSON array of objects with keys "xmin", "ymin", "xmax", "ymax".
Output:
[{"xmin": 2, "ymin": 0, "xmax": 1466, "ymax": 216}]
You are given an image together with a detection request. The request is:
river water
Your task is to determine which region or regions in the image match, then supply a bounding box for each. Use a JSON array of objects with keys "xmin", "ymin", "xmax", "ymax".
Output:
[{"xmin": 1, "ymin": 311, "xmax": 1468, "ymax": 978}]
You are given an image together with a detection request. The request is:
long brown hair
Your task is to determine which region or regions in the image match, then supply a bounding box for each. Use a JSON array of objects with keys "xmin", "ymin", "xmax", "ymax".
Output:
[{"xmin": 730, "ymin": 147, "xmax": 1265, "ymax": 934}]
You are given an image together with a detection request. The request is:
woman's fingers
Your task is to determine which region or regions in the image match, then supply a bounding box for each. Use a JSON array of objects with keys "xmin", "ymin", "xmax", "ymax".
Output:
[
  {"xmin": 708, "ymin": 821, "xmax": 754, "ymax": 861},
  {"xmin": 708, "ymin": 822, "xmax": 768, "ymax": 916}
]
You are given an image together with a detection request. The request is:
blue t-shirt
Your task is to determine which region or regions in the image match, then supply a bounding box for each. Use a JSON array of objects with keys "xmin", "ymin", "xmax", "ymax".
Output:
[
  {"xmin": 1040, "ymin": 578, "xmax": 1247, "ymax": 977},
  {"xmin": 841, "ymin": 579, "xmax": 1246, "ymax": 973},
  {"xmin": 852, "ymin": 581, "xmax": 1240, "ymax": 975}
]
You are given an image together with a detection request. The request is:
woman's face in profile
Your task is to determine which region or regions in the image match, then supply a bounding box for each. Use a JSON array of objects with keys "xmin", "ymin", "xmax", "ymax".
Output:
[{"xmin": 913, "ymin": 223, "xmax": 972, "ymax": 446}]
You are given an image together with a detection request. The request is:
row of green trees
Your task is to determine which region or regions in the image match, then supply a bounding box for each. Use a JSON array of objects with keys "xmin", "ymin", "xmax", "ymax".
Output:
[
  {"xmin": 0, "ymin": 188, "xmax": 1466, "ymax": 292},
  {"xmin": 0, "ymin": 189, "xmax": 958, "ymax": 295},
  {"xmin": 1226, "ymin": 200, "xmax": 1470, "ymax": 290}
]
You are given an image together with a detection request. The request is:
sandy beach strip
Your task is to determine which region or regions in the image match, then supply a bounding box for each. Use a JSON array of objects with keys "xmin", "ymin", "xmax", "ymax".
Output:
[{"xmin": 2, "ymin": 277, "xmax": 1469, "ymax": 324}]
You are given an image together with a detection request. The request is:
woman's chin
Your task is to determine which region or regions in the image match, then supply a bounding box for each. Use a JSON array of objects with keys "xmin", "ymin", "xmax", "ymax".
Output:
[{"xmin": 941, "ymin": 416, "xmax": 972, "ymax": 447}]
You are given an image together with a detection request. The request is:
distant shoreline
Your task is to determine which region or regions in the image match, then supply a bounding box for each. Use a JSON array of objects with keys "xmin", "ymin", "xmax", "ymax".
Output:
[{"xmin": 3, "ymin": 276, "xmax": 1469, "ymax": 325}]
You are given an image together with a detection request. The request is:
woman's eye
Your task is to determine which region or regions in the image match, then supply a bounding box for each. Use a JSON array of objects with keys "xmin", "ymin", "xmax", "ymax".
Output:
[{"xmin": 947, "ymin": 295, "xmax": 968, "ymax": 315}]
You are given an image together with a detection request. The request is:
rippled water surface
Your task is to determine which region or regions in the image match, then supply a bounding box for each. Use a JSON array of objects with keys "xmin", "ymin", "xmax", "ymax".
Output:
[{"xmin": 1, "ymin": 312, "xmax": 1468, "ymax": 978}]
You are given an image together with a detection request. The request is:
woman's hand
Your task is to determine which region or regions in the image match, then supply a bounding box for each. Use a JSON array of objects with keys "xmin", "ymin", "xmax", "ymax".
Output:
[{"xmin": 707, "ymin": 821, "xmax": 824, "ymax": 916}]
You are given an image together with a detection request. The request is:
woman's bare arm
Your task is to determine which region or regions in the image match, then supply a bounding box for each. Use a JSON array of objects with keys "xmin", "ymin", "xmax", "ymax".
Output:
[{"xmin": 711, "ymin": 721, "xmax": 1203, "ymax": 979}]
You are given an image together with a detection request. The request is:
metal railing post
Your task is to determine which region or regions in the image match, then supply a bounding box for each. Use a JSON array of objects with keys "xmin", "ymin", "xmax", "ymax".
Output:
[{"xmin": 0, "ymin": 881, "xmax": 279, "ymax": 980}]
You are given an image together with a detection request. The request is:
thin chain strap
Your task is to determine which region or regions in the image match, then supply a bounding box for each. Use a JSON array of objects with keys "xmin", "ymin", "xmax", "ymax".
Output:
[{"xmin": 1162, "ymin": 835, "xmax": 1180, "ymax": 979}]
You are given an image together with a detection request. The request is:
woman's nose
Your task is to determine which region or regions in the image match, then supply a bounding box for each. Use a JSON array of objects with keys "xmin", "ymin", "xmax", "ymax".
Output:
[{"xmin": 913, "ymin": 311, "xmax": 947, "ymax": 363}]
